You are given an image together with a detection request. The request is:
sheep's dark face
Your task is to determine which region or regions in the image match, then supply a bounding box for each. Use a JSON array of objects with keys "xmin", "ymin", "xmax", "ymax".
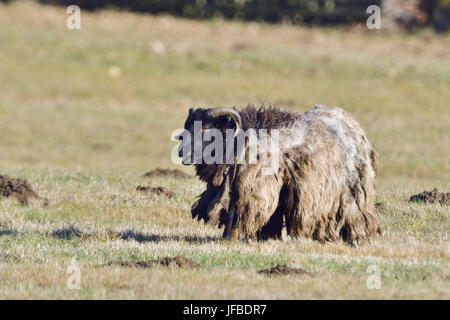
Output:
[{"xmin": 177, "ymin": 108, "xmax": 237, "ymax": 165}]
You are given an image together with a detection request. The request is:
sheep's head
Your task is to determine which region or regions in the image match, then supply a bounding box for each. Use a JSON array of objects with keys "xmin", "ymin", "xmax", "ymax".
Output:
[{"xmin": 177, "ymin": 107, "xmax": 241, "ymax": 165}]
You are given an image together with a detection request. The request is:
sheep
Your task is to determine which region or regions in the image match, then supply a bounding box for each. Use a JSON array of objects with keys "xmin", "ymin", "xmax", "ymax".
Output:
[{"xmin": 177, "ymin": 105, "xmax": 381, "ymax": 245}]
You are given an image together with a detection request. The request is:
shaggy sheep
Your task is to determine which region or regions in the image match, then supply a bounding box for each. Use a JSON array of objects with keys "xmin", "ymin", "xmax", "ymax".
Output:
[{"xmin": 177, "ymin": 105, "xmax": 381, "ymax": 245}]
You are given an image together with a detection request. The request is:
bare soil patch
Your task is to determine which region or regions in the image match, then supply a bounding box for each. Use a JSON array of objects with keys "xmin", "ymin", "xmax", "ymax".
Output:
[
  {"xmin": 0, "ymin": 174, "xmax": 47, "ymax": 206},
  {"xmin": 113, "ymin": 256, "xmax": 201, "ymax": 269},
  {"xmin": 136, "ymin": 185, "xmax": 174, "ymax": 198},
  {"xmin": 142, "ymin": 168, "xmax": 192, "ymax": 179},
  {"xmin": 409, "ymin": 188, "xmax": 450, "ymax": 205},
  {"xmin": 258, "ymin": 264, "xmax": 311, "ymax": 276}
]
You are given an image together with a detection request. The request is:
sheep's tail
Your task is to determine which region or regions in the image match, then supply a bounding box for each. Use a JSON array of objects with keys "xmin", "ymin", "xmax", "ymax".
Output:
[{"xmin": 370, "ymin": 149, "xmax": 379, "ymax": 176}]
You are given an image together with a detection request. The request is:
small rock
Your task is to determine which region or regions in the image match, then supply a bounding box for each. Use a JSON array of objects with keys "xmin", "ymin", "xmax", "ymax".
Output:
[{"xmin": 108, "ymin": 65, "xmax": 121, "ymax": 78}]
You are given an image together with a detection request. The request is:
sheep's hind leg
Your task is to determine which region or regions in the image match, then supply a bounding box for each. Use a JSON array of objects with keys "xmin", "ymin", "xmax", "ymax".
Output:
[{"xmin": 256, "ymin": 206, "xmax": 284, "ymax": 241}]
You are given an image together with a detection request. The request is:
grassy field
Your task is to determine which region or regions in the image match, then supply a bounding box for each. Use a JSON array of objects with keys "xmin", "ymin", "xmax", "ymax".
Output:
[{"xmin": 0, "ymin": 2, "xmax": 449, "ymax": 299}]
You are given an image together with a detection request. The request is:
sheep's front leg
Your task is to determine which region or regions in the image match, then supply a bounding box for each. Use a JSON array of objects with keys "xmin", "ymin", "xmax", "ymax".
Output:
[{"xmin": 222, "ymin": 205, "xmax": 236, "ymax": 240}]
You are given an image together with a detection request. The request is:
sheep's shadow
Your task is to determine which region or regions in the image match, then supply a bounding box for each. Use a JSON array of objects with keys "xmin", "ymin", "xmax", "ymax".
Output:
[
  {"xmin": 0, "ymin": 227, "xmax": 220, "ymax": 244},
  {"xmin": 52, "ymin": 227, "xmax": 83, "ymax": 240},
  {"xmin": 0, "ymin": 229, "xmax": 18, "ymax": 237},
  {"xmin": 119, "ymin": 230, "xmax": 221, "ymax": 243}
]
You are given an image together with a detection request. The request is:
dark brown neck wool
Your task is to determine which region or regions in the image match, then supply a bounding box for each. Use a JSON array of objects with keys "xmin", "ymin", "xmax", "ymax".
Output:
[{"xmin": 239, "ymin": 105, "xmax": 303, "ymax": 131}]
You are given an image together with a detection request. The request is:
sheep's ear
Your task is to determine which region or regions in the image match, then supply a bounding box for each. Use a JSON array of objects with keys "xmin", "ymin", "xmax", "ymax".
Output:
[
  {"xmin": 226, "ymin": 116, "xmax": 235, "ymax": 128},
  {"xmin": 226, "ymin": 115, "xmax": 239, "ymax": 129}
]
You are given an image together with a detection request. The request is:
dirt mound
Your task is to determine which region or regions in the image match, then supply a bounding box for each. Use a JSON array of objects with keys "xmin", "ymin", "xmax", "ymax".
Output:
[
  {"xmin": 115, "ymin": 256, "xmax": 201, "ymax": 269},
  {"xmin": 136, "ymin": 185, "xmax": 174, "ymax": 198},
  {"xmin": 142, "ymin": 168, "xmax": 192, "ymax": 179},
  {"xmin": 375, "ymin": 202, "xmax": 385, "ymax": 211},
  {"xmin": 258, "ymin": 264, "xmax": 311, "ymax": 276},
  {"xmin": 0, "ymin": 174, "xmax": 47, "ymax": 206},
  {"xmin": 409, "ymin": 188, "xmax": 450, "ymax": 205}
]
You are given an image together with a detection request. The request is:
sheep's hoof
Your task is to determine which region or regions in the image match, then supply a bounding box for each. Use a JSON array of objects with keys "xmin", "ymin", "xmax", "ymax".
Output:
[
  {"xmin": 223, "ymin": 234, "xmax": 231, "ymax": 240},
  {"xmin": 222, "ymin": 229, "xmax": 232, "ymax": 240},
  {"xmin": 349, "ymin": 240, "xmax": 359, "ymax": 248},
  {"xmin": 246, "ymin": 239, "xmax": 254, "ymax": 245}
]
